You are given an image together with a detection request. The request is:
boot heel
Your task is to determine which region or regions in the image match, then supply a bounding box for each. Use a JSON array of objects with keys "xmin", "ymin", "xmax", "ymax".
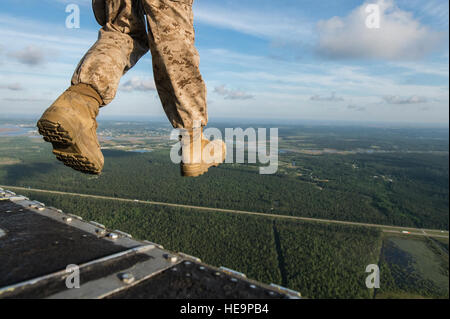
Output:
[
  {"xmin": 37, "ymin": 120, "xmax": 73, "ymax": 146},
  {"xmin": 181, "ymin": 163, "xmax": 208, "ymax": 177}
]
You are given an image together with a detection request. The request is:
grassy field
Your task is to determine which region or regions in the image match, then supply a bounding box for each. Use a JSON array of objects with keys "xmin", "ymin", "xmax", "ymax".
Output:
[{"xmin": 377, "ymin": 234, "xmax": 449, "ymax": 298}]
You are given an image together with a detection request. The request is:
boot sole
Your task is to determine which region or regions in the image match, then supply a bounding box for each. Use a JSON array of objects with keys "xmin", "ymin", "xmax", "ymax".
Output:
[
  {"xmin": 181, "ymin": 142, "xmax": 226, "ymax": 177},
  {"xmin": 181, "ymin": 163, "xmax": 220, "ymax": 177},
  {"xmin": 37, "ymin": 119, "xmax": 101, "ymax": 175}
]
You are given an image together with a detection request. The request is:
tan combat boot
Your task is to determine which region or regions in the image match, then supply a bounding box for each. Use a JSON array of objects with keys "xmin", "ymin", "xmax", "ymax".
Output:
[
  {"xmin": 180, "ymin": 127, "xmax": 226, "ymax": 177},
  {"xmin": 37, "ymin": 84, "xmax": 104, "ymax": 175}
]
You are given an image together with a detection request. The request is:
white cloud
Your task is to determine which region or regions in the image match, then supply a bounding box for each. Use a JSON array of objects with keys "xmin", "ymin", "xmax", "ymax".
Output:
[
  {"xmin": 388, "ymin": 61, "xmax": 449, "ymax": 77},
  {"xmin": 383, "ymin": 95, "xmax": 427, "ymax": 104},
  {"xmin": 9, "ymin": 46, "xmax": 46, "ymax": 66},
  {"xmin": 310, "ymin": 92, "xmax": 344, "ymax": 102},
  {"xmin": 0, "ymin": 83, "xmax": 23, "ymax": 91},
  {"xmin": 347, "ymin": 105, "xmax": 366, "ymax": 112},
  {"xmin": 316, "ymin": 0, "xmax": 444, "ymax": 60},
  {"xmin": 0, "ymin": 13, "xmax": 96, "ymax": 60},
  {"xmin": 3, "ymin": 97, "xmax": 51, "ymax": 102},
  {"xmin": 121, "ymin": 77, "xmax": 156, "ymax": 92},
  {"xmin": 214, "ymin": 85, "xmax": 254, "ymax": 100},
  {"xmin": 202, "ymin": 47, "xmax": 447, "ymax": 99},
  {"xmin": 419, "ymin": 0, "xmax": 449, "ymax": 28},
  {"xmin": 399, "ymin": 0, "xmax": 449, "ymax": 29},
  {"xmin": 202, "ymin": 47, "xmax": 448, "ymax": 123},
  {"xmin": 195, "ymin": 3, "xmax": 314, "ymax": 43},
  {"xmin": 0, "ymin": 83, "xmax": 24, "ymax": 91}
]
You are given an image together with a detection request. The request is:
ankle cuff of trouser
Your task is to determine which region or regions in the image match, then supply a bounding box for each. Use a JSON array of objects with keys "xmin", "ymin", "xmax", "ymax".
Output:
[{"xmin": 68, "ymin": 83, "xmax": 103, "ymax": 105}]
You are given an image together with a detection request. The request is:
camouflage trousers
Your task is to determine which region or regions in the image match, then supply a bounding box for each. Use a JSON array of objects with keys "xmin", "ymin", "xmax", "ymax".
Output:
[{"xmin": 72, "ymin": 0, "xmax": 207, "ymax": 129}]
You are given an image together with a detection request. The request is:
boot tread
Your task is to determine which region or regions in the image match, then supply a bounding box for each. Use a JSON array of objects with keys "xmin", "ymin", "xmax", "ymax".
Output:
[{"xmin": 38, "ymin": 119, "xmax": 102, "ymax": 175}]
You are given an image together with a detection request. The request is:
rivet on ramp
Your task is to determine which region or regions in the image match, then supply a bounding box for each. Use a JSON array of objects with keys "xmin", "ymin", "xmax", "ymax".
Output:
[
  {"xmin": 108, "ymin": 233, "xmax": 118, "ymax": 240},
  {"xmin": 63, "ymin": 217, "xmax": 73, "ymax": 223},
  {"xmin": 96, "ymin": 228, "xmax": 106, "ymax": 235},
  {"xmin": 164, "ymin": 254, "xmax": 178, "ymax": 263},
  {"xmin": 169, "ymin": 256, "xmax": 178, "ymax": 263},
  {"xmin": 118, "ymin": 272, "xmax": 135, "ymax": 284}
]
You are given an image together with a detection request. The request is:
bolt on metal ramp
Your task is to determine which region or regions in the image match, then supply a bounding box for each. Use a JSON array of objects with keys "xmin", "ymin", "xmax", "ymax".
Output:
[{"xmin": 0, "ymin": 189, "xmax": 301, "ymax": 299}]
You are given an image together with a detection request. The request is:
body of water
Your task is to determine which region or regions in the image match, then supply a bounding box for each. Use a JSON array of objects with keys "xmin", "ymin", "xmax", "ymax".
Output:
[
  {"xmin": 129, "ymin": 149, "xmax": 153, "ymax": 153},
  {"xmin": 0, "ymin": 125, "xmax": 34, "ymax": 137}
]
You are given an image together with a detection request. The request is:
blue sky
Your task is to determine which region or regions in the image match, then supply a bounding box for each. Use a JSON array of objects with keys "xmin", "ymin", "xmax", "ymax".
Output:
[{"xmin": 0, "ymin": 0, "xmax": 448, "ymax": 125}]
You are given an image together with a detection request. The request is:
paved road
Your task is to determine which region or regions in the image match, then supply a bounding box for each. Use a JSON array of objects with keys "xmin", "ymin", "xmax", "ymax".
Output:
[{"xmin": 2, "ymin": 185, "xmax": 449, "ymax": 239}]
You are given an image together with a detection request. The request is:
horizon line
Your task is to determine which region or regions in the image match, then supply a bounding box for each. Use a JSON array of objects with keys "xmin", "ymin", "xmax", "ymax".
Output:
[{"xmin": 1, "ymin": 113, "xmax": 449, "ymax": 129}]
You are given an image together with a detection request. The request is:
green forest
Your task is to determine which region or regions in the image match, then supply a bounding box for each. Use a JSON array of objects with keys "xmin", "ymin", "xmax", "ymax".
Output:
[{"xmin": 0, "ymin": 132, "xmax": 448, "ymax": 229}]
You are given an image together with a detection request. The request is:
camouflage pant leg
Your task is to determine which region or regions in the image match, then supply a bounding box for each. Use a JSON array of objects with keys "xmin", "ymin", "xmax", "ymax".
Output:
[
  {"xmin": 142, "ymin": 0, "xmax": 208, "ymax": 129},
  {"xmin": 72, "ymin": 0, "xmax": 149, "ymax": 105}
]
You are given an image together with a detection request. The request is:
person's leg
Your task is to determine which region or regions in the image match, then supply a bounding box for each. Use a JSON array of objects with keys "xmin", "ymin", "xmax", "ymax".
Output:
[
  {"xmin": 73, "ymin": 0, "xmax": 149, "ymax": 105},
  {"xmin": 38, "ymin": 0, "xmax": 149, "ymax": 174},
  {"xmin": 142, "ymin": 0, "xmax": 224, "ymax": 177},
  {"xmin": 142, "ymin": 0, "xmax": 207, "ymax": 129}
]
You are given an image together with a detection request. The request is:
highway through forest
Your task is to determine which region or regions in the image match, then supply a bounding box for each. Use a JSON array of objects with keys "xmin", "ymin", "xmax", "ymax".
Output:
[{"xmin": 2, "ymin": 185, "xmax": 449, "ymax": 239}]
